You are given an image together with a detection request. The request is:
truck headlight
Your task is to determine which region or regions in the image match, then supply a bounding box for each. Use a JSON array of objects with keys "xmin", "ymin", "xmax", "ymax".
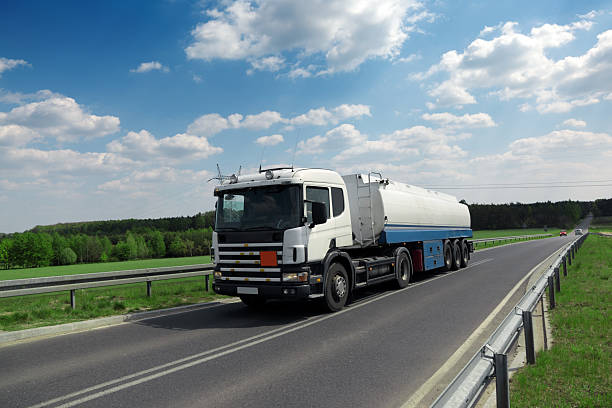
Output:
[
  {"xmin": 214, "ymin": 271, "xmax": 222, "ymax": 279},
  {"xmin": 283, "ymin": 272, "xmax": 308, "ymax": 282}
]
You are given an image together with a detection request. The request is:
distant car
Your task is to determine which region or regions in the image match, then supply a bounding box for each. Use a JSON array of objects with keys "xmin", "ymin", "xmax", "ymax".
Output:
[
  {"xmin": 560, "ymin": 230, "xmax": 567, "ymax": 236},
  {"xmin": 575, "ymin": 228, "xmax": 583, "ymax": 235}
]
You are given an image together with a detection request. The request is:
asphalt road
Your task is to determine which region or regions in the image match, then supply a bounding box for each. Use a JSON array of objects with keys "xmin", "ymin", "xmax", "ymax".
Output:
[{"xmin": 0, "ymin": 236, "xmax": 575, "ymax": 408}]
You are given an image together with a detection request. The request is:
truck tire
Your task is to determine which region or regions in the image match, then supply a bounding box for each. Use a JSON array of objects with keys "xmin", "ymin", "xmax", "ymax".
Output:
[
  {"xmin": 442, "ymin": 241, "xmax": 453, "ymax": 271},
  {"xmin": 239, "ymin": 295, "xmax": 266, "ymax": 308},
  {"xmin": 460, "ymin": 240, "xmax": 469, "ymax": 268},
  {"xmin": 395, "ymin": 250, "xmax": 412, "ymax": 288},
  {"xmin": 451, "ymin": 241, "xmax": 461, "ymax": 270},
  {"xmin": 324, "ymin": 262, "xmax": 349, "ymax": 312}
]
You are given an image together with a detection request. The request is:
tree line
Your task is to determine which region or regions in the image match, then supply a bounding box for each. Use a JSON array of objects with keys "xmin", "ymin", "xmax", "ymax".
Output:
[
  {"xmin": 0, "ymin": 228, "xmax": 212, "ymax": 270},
  {"xmin": 1, "ymin": 199, "xmax": 611, "ymax": 270}
]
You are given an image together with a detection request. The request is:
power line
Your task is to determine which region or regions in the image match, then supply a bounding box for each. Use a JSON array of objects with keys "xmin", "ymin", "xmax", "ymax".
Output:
[
  {"xmin": 428, "ymin": 184, "xmax": 612, "ymax": 190},
  {"xmin": 425, "ymin": 179, "xmax": 612, "ymax": 188}
]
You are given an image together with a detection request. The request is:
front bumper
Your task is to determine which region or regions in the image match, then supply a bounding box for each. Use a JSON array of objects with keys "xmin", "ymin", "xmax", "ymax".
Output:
[{"xmin": 213, "ymin": 281, "xmax": 311, "ymax": 300}]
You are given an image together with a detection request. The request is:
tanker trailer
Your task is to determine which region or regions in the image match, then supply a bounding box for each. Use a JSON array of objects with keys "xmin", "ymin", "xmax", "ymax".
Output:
[{"xmin": 212, "ymin": 168, "xmax": 473, "ymax": 311}]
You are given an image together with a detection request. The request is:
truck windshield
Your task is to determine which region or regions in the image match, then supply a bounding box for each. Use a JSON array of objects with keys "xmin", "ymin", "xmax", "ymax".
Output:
[{"xmin": 216, "ymin": 185, "xmax": 302, "ymax": 231}]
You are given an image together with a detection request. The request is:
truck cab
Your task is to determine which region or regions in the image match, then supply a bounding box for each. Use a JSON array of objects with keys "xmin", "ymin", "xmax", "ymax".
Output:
[{"xmin": 212, "ymin": 168, "xmax": 352, "ymax": 306}]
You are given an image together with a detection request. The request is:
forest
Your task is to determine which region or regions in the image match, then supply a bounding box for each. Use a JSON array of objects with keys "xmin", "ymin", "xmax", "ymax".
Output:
[{"xmin": 1, "ymin": 199, "xmax": 611, "ymax": 270}]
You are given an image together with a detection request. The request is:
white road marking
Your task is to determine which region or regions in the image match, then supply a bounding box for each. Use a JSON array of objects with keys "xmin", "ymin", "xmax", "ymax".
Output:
[{"xmin": 29, "ymin": 256, "xmax": 495, "ymax": 408}]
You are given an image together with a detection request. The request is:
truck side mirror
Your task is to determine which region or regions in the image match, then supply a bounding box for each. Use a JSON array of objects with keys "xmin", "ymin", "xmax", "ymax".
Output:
[{"xmin": 311, "ymin": 202, "xmax": 327, "ymax": 227}]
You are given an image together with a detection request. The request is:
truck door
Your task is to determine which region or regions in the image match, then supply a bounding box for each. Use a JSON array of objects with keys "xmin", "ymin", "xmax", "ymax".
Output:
[{"xmin": 305, "ymin": 185, "xmax": 335, "ymax": 263}]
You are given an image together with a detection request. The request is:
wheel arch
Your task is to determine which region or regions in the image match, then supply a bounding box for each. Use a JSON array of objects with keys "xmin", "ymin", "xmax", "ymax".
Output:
[{"xmin": 323, "ymin": 250, "xmax": 355, "ymax": 290}]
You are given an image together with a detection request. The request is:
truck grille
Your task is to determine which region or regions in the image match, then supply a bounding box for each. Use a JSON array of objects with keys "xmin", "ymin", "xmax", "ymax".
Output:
[{"xmin": 217, "ymin": 243, "xmax": 283, "ymax": 283}]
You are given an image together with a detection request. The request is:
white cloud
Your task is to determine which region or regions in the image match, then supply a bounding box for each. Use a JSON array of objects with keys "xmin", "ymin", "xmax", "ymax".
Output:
[
  {"xmin": 185, "ymin": 0, "xmax": 431, "ymax": 75},
  {"xmin": 107, "ymin": 129, "xmax": 223, "ymax": 162},
  {"xmin": 419, "ymin": 18, "xmax": 612, "ymax": 112},
  {"xmin": 0, "ymin": 57, "xmax": 29, "ymax": 77},
  {"xmin": 0, "ymin": 95, "xmax": 120, "ymax": 143},
  {"xmin": 561, "ymin": 118, "xmax": 586, "ymax": 128},
  {"xmin": 130, "ymin": 61, "xmax": 170, "ymax": 73},
  {"xmin": 0, "ymin": 147, "xmax": 133, "ymax": 178},
  {"xmin": 255, "ymin": 134, "xmax": 284, "ymax": 146},
  {"xmin": 247, "ymin": 56, "xmax": 285, "ymax": 74},
  {"xmin": 509, "ymin": 129, "xmax": 612, "ymax": 155},
  {"xmin": 193, "ymin": 74, "xmax": 202, "ymax": 83},
  {"xmin": 421, "ymin": 112, "xmax": 496, "ymax": 128},
  {"xmin": 0, "ymin": 125, "xmax": 40, "ymax": 146}
]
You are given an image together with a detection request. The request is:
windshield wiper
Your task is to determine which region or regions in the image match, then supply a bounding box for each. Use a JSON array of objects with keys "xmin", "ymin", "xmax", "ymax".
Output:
[{"xmin": 216, "ymin": 227, "xmax": 241, "ymax": 231}]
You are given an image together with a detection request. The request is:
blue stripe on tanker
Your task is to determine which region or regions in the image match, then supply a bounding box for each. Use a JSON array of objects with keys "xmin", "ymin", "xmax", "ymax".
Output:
[{"xmin": 379, "ymin": 227, "xmax": 473, "ymax": 243}]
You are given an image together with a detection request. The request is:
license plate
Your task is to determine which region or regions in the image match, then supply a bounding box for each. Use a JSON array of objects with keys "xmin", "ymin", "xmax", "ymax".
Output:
[{"xmin": 237, "ymin": 287, "xmax": 258, "ymax": 295}]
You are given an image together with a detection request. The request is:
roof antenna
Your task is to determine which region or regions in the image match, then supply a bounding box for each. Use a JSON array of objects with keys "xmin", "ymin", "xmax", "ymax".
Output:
[
  {"xmin": 258, "ymin": 145, "xmax": 266, "ymax": 172},
  {"xmin": 207, "ymin": 163, "xmax": 233, "ymax": 184},
  {"xmin": 291, "ymin": 128, "xmax": 301, "ymax": 171}
]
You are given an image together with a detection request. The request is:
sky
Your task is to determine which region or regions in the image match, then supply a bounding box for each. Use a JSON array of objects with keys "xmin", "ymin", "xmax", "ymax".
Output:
[{"xmin": 1, "ymin": 0, "xmax": 612, "ymax": 233}]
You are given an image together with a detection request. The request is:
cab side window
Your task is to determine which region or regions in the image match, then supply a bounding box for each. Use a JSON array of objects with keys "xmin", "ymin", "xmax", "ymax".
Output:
[
  {"xmin": 331, "ymin": 187, "xmax": 345, "ymax": 217},
  {"xmin": 306, "ymin": 186, "xmax": 330, "ymax": 224}
]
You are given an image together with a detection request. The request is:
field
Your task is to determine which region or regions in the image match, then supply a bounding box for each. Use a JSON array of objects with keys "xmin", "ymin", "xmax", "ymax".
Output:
[
  {"xmin": 471, "ymin": 228, "xmax": 560, "ymax": 239},
  {"xmin": 509, "ymin": 234, "xmax": 611, "ymax": 407},
  {"xmin": 0, "ymin": 255, "xmax": 211, "ymax": 281},
  {"xmin": 590, "ymin": 216, "xmax": 612, "ymax": 233}
]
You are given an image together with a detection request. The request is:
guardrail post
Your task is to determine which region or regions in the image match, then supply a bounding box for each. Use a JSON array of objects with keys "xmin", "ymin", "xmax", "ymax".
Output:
[
  {"xmin": 568, "ymin": 249, "xmax": 572, "ymax": 266},
  {"xmin": 205, "ymin": 275, "xmax": 209, "ymax": 292},
  {"xmin": 147, "ymin": 281, "xmax": 152, "ymax": 297},
  {"xmin": 563, "ymin": 256, "xmax": 567, "ymax": 276},
  {"xmin": 522, "ymin": 310, "xmax": 536, "ymax": 364},
  {"xmin": 548, "ymin": 276, "xmax": 555, "ymax": 309},
  {"xmin": 572, "ymin": 244, "xmax": 575, "ymax": 260},
  {"xmin": 540, "ymin": 296, "xmax": 548, "ymax": 350},
  {"xmin": 554, "ymin": 267, "xmax": 561, "ymax": 292},
  {"xmin": 70, "ymin": 289, "xmax": 76, "ymax": 309},
  {"xmin": 494, "ymin": 353, "xmax": 510, "ymax": 408}
]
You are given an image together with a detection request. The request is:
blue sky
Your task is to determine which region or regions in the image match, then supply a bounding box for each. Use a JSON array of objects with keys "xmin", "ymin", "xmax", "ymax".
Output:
[{"xmin": 1, "ymin": 0, "xmax": 612, "ymax": 233}]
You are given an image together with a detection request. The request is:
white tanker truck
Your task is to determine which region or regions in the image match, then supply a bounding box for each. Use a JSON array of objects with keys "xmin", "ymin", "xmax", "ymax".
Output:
[{"xmin": 212, "ymin": 167, "xmax": 473, "ymax": 311}]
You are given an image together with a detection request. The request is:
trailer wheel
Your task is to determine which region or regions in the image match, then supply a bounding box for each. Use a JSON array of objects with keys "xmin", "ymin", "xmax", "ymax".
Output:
[
  {"xmin": 442, "ymin": 241, "xmax": 453, "ymax": 271},
  {"xmin": 460, "ymin": 240, "xmax": 469, "ymax": 268},
  {"xmin": 451, "ymin": 241, "xmax": 461, "ymax": 270},
  {"xmin": 395, "ymin": 250, "xmax": 412, "ymax": 288},
  {"xmin": 324, "ymin": 263, "xmax": 349, "ymax": 312},
  {"xmin": 239, "ymin": 295, "xmax": 266, "ymax": 308}
]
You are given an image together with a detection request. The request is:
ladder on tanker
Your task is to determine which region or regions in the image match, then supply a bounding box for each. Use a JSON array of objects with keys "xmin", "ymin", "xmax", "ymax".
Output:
[{"xmin": 355, "ymin": 172, "xmax": 382, "ymax": 247}]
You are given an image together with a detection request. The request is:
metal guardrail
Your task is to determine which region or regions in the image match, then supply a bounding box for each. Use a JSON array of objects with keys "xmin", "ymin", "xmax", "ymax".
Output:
[
  {"xmin": 471, "ymin": 234, "xmax": 552, "ymax": 247},
  {"xmin": 431, "ymin": 233, "xmax": 588, "ymax": 407},
  {"xmin": 0, "ymin": 263, "xmax": 214, "ymax": 309}
]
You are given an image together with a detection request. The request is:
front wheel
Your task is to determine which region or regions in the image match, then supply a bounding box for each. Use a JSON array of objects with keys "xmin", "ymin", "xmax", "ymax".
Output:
[{"xmin": 324, "ymin": 263, "xmax": 349, "ymax": 312}]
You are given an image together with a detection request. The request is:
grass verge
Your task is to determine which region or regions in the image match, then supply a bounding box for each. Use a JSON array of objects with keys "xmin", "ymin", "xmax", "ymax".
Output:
[
  {"xmin": 590, "ymin": 216, "xmax": 612, "ymax": 233},
  {"xmin": 472, "ymin": 228, "xmax": 558, "ymax": 251},
  {"xmin": 0, "ymin": 276, "xmax": 229, "ymax": 332},
  {"xmin": 0, "ymin": 255, "xmax": 211, "ymax": 281},
  {"xmin": 509, "ymin": 234, "xmax": 611, "ymax": 407}
]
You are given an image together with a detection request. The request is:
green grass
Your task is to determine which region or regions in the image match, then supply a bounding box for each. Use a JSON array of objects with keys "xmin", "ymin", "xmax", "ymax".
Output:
[
  {"xmin": 509, "ymin": 235, "xmax": 611, "ymax": 407},
  {"xmin": 0, "ymin": 276, "xmax": 228, "ymax": 331},
  {"xmin": 472, "ymin": 228, "xmax": 558, "ymax": 251},
  {"xmin": 471, "ymin": 228, "xmax": 560, "ymax": 239},
  {"xmin": 0, "ymin": 255, "xmax": 211, "ymax": 281}
]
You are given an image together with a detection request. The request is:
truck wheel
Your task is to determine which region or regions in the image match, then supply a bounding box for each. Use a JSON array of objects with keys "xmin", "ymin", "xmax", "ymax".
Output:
[
  {"xmin": 451, "ymin": 241, "xmax": 461, "ymax": 270},
  {"xmin": 395, "ymin": 251, "xmax": 412, "ymax": 288},
  {"xmin": 239, "ymin": 295, "xmax": 266, "ymax": 308},
  {"xmin": 324, "ymin": 263, "xmax": 349, "ymax": 312},
  {"xmin": 442, "ymin": 241, "xmax": 453, "ymax": 271},
  {"xmin": 460, "ymin": 240, "xmax": 469, "ymax": 268}
]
